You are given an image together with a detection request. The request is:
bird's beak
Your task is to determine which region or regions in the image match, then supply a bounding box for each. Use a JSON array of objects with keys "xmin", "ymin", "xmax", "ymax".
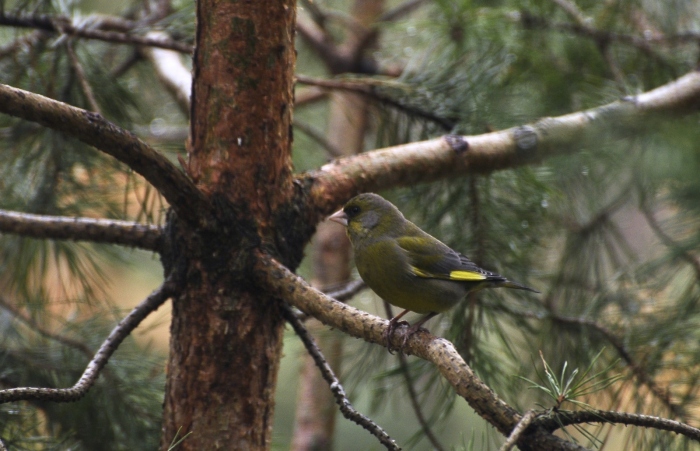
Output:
[{"xmin": 328, "ymin": 209, "xmax": 348, "ymax": 227}]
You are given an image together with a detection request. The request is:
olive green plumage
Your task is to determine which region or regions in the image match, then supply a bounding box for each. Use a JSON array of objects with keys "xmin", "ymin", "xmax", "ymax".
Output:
[{"xmin": 329, "ymin": 192, "xmax": 538, "ymax": 348}]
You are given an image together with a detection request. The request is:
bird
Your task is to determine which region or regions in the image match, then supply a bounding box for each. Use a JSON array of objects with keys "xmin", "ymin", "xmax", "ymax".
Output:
[{"xmin": 328, "ymin": 192, "xmax": 539, "ymax": 352}]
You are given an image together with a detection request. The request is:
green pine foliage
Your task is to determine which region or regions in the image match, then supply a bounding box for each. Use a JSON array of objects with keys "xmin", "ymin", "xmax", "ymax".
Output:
[
  {"xmin": 324, "ymin": 0, "xmax": 700, "ymax": 449},
  {"xmin": 2, "ymin": 0, "xmax": 700, "ymax": 449}
]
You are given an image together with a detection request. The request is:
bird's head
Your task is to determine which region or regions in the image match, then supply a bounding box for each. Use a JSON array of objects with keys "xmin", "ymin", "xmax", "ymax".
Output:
[{"xmin": 328, "ymin": 193, "xmax": 403, "ymax": 242}]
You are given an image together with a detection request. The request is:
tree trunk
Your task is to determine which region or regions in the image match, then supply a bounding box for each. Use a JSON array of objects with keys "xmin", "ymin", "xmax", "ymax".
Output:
[{"xmin": 160, "ymin": 2, "xmax": 297, "ymax": 449}]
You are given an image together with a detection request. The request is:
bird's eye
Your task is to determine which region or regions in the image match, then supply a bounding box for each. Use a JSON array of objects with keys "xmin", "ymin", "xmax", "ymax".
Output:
[{"xmin": 345, "ymin": 205, "xmax": 361, "ymax": 217}]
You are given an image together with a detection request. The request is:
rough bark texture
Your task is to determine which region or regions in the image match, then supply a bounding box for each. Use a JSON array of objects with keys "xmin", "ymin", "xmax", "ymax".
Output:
[{"xmin": 160, "ymin": 2, "xmax": 297, "ymax": 450}]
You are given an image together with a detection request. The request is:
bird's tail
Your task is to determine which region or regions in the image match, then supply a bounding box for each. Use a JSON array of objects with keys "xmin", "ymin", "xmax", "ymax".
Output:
[{"xmin": 501, "ymin": 280, "xmax": 540, "ymax": 293}]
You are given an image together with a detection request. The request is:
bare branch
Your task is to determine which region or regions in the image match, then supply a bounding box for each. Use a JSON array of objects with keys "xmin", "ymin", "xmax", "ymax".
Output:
[
  {"xmin": 303, "ymin": 70, "xmax": 700, "ymax": 216},
  {"xmin": 0, "ymin": 84, "xmax": 212, "ymax": 228},
  {"xmin": 296, "ymin": 15, "xmax": 337, "ymax": 63},
  {"xmin": 0, "ymin": 275, "xmax": 177, "ymax": 404},
  {"xmin": 535, "ymin": 409, "xmax": 700, "ymax": 442},
  {"xmin": 501, "ymin": 410, "xmax": 538, "ymax": 451},
  {"xmin": 255, "ymin": 254, "xmax": 589, "ymax": 451},
  {"xmin": 0, "ymin": 209, "xmax": 163, "ymax": 252},
  {"xmin": 280, "ymin": 303, "xmax": 400, "ymax": 451},
  {"xmin": 295, "ymin": 86, "xmax": 328, "ymax": 107},
  {"xmin": 0, "ymin": 14, "xmax": 193, "ymax": 53},
  {"xmin": 143, "ymin": 32, "xmax": 192, "ymax": 116},
  {"xmin": 324, "ymin": 279, "xmax": 366, "ymax": 302},
  {"xmin": 379, "ymin": 0, "xmax": 429, "ymax": 22}
]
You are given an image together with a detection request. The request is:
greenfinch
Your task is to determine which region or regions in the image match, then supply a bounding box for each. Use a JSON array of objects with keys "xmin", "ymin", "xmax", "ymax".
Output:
[{"xmin": 328, "ymin": 193, "xmax": 538, "ymax": 351}]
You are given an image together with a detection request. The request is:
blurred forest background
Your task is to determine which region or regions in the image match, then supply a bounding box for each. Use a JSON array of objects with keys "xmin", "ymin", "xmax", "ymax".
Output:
[{"xmin": 1, "ymin": 0, "xmax": 700, "ymax": 449}]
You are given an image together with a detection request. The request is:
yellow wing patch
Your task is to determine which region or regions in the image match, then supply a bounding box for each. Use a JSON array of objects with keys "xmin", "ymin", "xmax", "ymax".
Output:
[
  {"xmin": 448, "ymin": 270, "xmax": 487, "ymax": 281},
  {"xmin": 411, "ymin": 266, "xmax": 488, "ymax": 281}
]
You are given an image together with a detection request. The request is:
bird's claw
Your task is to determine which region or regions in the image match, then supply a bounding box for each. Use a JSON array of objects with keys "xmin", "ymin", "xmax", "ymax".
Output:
[
  {"xmin": 383, "ymin": 320, "xmax": 410, "ymax": 354},
  {"xmin": 385, "ymin": 320, "xmax": 429, "ymax": 354}
]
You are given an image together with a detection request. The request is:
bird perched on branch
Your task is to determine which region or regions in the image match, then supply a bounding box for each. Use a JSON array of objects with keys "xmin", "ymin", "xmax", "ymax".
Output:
[{"xmin": 329, "ymin": 192, "xmax": 539, "ymax": 352}]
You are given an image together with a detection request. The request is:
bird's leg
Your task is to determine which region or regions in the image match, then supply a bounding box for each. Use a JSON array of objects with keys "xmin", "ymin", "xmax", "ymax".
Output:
[
  {"xmin": 384, "ymin": 309, "xmax": 411, "ymax": 353},
  {"xmin": 400, "ymin": 312, "xmax": 438, "ymax": 352}
]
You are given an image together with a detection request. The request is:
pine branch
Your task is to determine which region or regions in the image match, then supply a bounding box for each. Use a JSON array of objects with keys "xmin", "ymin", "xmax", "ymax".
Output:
[
  {"xmin": 495, "ymin": 297, "xmax": 685, "ymax": 421},
  {"xmin": 303, "ymin": 70, "xmax": 700, "ymax": 217},
  {"xmin": 518, "ymin": 11, "xmax": 698, "ymax": 62},
  {"xmin": 535, "ymin": 409, "xmax": 700, "ymax": 442},
  {"xmin": 0, "ymin": 84, "xmax": 212, "ymax": 228},
  {"xmin": 548, "ymin": 313, "xmax": 686, "ymax": 420},
  {"xmin": 256, "ymin": 253, "xmax": 589, "ymax": 451},
  {"xmin": 0, "ymin": 275, "xmax": 178, "ymax": 404},
  {"xmin": 0, "ymin": 209, "xmax": 163, "ymax": 252},
  {"xmin": 0, "ymin": 296, "xmax": 93, "ymax": 358},
  {"xmin": 296, "ymin": 75, "xmax": 455, "ymax": 129},
  {"xmin": 280, "ymin": 303, "xmax": 400, "ymax": 451},
  {"xmin": 0, "ymin": 14, "xmax": 193, "ymax": 53},
  {"xmin": 0, "ymin": 30, "xmax": 45, "ymax": 59}
]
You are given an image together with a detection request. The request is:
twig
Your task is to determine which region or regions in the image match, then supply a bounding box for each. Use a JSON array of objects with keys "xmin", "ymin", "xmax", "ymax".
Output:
[
  {"xmin": 295, "ymin": 86, "xmax": 328, "ymax": 107},
  {"xmin": 0, "ymin": 275, "xmax": 178, "ymax": 404},
  {"xmin": 517, "ymin": 11, "xmax": 697, "ymax": 66},
  {"xmin": 640, "ymin": 204, "xmax": 700, "ymax": 280},
  {"xmin": 0, "ymin": 209, "xmax": 163, "ymax": 252},
  {"xmin": 142, "ymin": 31, "xmax": 192, "ymax": 115},
  {"xmin": 550, "ymin": 0, "xmax": 588, "ymax": 26},
  {"xmin": 0, "ymin": 14, "xmax": 193, "ymax": 53},
  {"xmin": 379, "ymin": 0, "xmax": 429, "ymax": 22},
  {"xmin": 547, "ymin": 0, "xmax": 625, "ymax": 86},
  {"xmin": 535, "ymin": 409, "xmax": 700, "ymax": 442},
  {"xmin": 63, "ymin": 40, "xmax": 101, "ymax": 113},
  {"xmin": 0, "ymin": 30, "xmax": 45, "ymax": 59},
  {"xmin": 0, "ymin": 83, "xmax": 212, "ymax": 228},
  {"xmin": 294, "ymin": 120, "xmax": 342, "ymax": 157},
  {"xmin": 295, "ymin": 75, "xmax": 455, "ymax": 130},
  {"xmin": 280, "ymin": 303, "xmax": 401, "ymax": 451},
  {"xmin": 501, "ymin": 410, "xmax": 537, "ymax": 451},
  {"xmin": 0, "ymin": 296, "xmax": 93, "ymax": 358},
  {"xmin": 382, "ymin": 301, "xmax": 445, "ymax": 451},
  {"xmin": 323, "ymin": 279, "xmax": 366, "ymax": 302}
]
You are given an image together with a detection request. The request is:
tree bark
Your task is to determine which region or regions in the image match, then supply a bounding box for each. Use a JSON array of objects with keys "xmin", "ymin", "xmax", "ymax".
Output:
[{"xmin": 160, "ymin": 2, "xmax": 297, "ymax": 450}]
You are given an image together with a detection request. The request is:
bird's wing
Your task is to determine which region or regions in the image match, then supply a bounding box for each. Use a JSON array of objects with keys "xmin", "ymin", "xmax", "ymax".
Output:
[{"xmin": 396, "ymin": 236, "xmax": 506, "ymax": 283}]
